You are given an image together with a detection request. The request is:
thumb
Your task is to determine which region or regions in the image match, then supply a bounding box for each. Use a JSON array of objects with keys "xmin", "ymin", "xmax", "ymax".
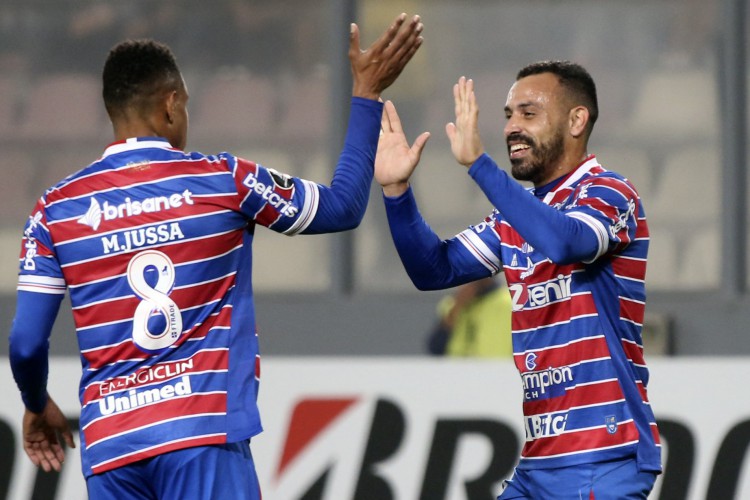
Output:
[
  {"xmin": 349, "ymin": 23, "xmax": 361, "ymax": 55},
  {"xmin": 62, "ymin": 427, "xmax": 76, "ymax": 449}
]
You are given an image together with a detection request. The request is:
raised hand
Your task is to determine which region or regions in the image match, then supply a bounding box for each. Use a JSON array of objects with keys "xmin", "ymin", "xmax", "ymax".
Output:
[
  {"xmin": 375, "ymin": 100, "xmax": 430, "ymax": 197},
  {"xmin": 446, "ymin": 76, "xmax": 485, "ymax": 167},
  {"xmin": 22, "ymin": 396, "xmax": 75, "ymax": 472},
  {"xmin": 349, "ymin": 13, "xmax": 424, "ymax": 100}
]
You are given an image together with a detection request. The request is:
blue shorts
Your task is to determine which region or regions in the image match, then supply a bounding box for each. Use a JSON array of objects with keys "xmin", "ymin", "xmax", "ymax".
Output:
[
  {"xmin": 498, "ymin": 458, "xmax": 657, "ymax": 500},
  {"xmin": 86, "ymin": 440, "xmax": 260, "ymax": 500}
]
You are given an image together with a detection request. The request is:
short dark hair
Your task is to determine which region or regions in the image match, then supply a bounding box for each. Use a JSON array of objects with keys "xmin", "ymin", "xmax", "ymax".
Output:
[
  {"xmin": 517, "ymin": 60, "xmax": 598, "ymax": 133},
  {"xmin": 102, "ymin": 39, "xmax": 182, "ymax": 118}
]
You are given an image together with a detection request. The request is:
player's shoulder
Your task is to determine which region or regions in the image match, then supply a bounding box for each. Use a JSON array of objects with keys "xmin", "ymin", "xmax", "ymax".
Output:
[{"xmin": 579, "ymin": 163, "xmax": 639, "ymax": 197}]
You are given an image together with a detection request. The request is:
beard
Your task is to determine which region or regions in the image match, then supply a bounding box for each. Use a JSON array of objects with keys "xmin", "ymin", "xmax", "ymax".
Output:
[{"xmin": 508, "ymin": 130, "xmax": 565, "ymax": 184}]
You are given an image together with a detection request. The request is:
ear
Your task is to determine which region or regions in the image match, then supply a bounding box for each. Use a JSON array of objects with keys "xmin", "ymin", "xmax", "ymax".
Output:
[
  {"xmin": 164, "ymin": 90, "xmax": 178, "ymax": 125},
  {"xmin": 568, "ymin": 106, "xmax": 589, "ymax": 138}
]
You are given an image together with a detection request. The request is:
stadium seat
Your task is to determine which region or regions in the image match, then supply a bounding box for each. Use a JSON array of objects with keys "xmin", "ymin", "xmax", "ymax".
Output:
[
  {"xmin": 190, "ymin": 72, "xmax": 277, "ymax": 148},
  {"xmin": 677, "ymin": 226, "xmax": 719, "ymax": 289},
  {"xmin": 17, "ymin": 73, "xmax": 108, "ymax": 141},
  {"xmin": 251, "ymin": 225, "xmax": 330, "ymax": 291},
  {"xmin": 277, "ymin": 71, "xmax": 330, "ymax": 144},
  {"xmin": 0, "ymin": 151, "xmax": 37, "ymax": 227},
  {"xmin": 0, "ymin": 77, "xmax": 20, "ymax": 136},
  {"xmin": 645, "ymin": 226, "xmax": 680, "ymax": 290},
  {"xmin": 646, "ymin": 146, "xmax": 720, "ymax": 227},
  {"xmin": 411, "ymin": 149, "xmax": 491, "ymax": 228},
  {"xmin": 472, "ymin": 70, "xmax": 518, "ymax": 136},
  {"xmin": 626, "ymin": 68, "xmax": 718, "ymax": 141}
]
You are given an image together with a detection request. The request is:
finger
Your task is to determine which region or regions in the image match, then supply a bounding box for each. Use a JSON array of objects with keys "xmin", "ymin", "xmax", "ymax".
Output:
[
  {"xmin": 453, "ymin": 82, "xmax": 462, "ymax": 121},
  {"xmin": 381, "ymin": 101, "xmax": 393, "ymax": 133},
  {"xmin": 385, "ymin": 100, "xmax": 404, "ymax": 134},
  {"xmin": 369, "ymin": 13, "xmax": 407, "ymax": 55},
  {"xmin": 386, "ymin": 19, "xmax": 423, "ymax": 62},
  {"xmin": 466, "ymin": 78, "xmax": 477, "ymax": 118},
  {"xmin": 348, "ymin": 23, "xmax": 361, "ymax": 57},
  {"xmin": 446, "ymin": 122, "xmax": 456, "ymax": 142},
  {"xmin": 459, "ymin": 77, "xmax": 470, "ymax": 117},
  {"xmin": 397, "ymin": 35, "xmax": 424, "ymax": 67},
  {"xmin": 24, "ymin": 444, "xmax": 42, "ymax": 468},
  {"xmin": 41, "ymin": 440, "xmax": 60, "ymax": 467},
  {"xmin": 411, "ymin": 131, "xmax": 431, "ymax": 159},
  {"xmin": 63, "ymin": 428, "xmax": 76, "ymax": 449}
]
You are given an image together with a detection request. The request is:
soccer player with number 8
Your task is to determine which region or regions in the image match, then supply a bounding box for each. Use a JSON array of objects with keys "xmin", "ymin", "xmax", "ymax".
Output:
[{"xmin": 9, "ymin": 13, "xmax": 423, "ymax": 500}]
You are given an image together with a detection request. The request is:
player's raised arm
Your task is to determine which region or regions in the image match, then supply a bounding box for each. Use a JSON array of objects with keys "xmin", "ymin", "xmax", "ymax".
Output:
[{"xmin": 349, "ymin": 13, "xmax": 424, "ymax": 100}]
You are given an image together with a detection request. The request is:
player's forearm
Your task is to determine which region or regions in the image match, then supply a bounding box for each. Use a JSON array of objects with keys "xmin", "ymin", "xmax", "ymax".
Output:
[
  {"xmin": 305, "ymin": 97, "xmax": 383, "ymax": 233},
  {"xmin": 384, "ymin": 187, "xmax": 482, "ymax": 290},
  {"xmin": 9, "ymin": 292, "xmax": 62, "ymax": 413},
  {"xmin": 469, "ymin": 154, "xmax": 598, "ymax": 264}
]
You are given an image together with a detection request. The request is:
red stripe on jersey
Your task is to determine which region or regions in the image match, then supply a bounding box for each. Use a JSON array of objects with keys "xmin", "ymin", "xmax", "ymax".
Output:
[
  {"xmin": 235, "ymin": 157, "xmax": 294, "ymax": 196},
  {"xmin": 517, "ymin": 336, "xmax": 610, "ymax": 370},
  {"xmin": 504, "ymin": 260, "xmax": 577, "ymax": 286},
  {"xmin": 494, "ymin": 220, "xmax": 525, "ymax": 247},
  {"xmin": 523, "ymin": 380, "xmax": 625, "ymax": 416},
  {"xmin": 650, "ymin": 422, "xmax": 661, "ymax": 445},
  {"xmin": 19, "ymin": 236, "xmax": 55, "ymax": 260},
  {"xmin": 84, "ymin": 392, "xmax": 227, "ymax": 448},
  {"xmin": 612, "ymin": 256, "xmax": 646, "ymax": 282},
  {"xmin": 90, "ymin": 434, "xmax": 227, "ymax": 475},
  {"xmin": 254, "ymin": 203, "xmax": 284, "ymax": 227},
  {"xmin": 83, "ymin": 348, "xmax": 230, "ymax": 403},
  {"xmin": 511, "ymin": 293, "xmax": 598, "ymax": 332},
  {"xmin": 45, "ymin": 159, "xmax": 230, "ymax": 202},
  {"xmin": 619, "ymin": 297, "xmax": 645, "ymax": 324},
  {"xmin": 621, "ymin": 339, "xmax": 645, "ymax": 366},
  {"xmin": 83, "ymin": 340, "xmax": 147, "ymax": 371},
  {"xmin": 636, "ymin": 381, "xmax": 650, "ymax": 402},
  {"xmin": 82, "ymin": 316, "xmax": 229, "ymax": 371},
  {"xmin": 523, "ymin": 420, "xmax": 639, "ymax": 458},
  {"xmin": 74, "ymin": 274, "xmax": 235, "ymax": 334},
  {"xmin": 62, "ymin": 231, "xmax": 243, "ymax": 286},
  {"xmin": 635, "ymin": 216, "xmax": 649, "ymax": 238}
]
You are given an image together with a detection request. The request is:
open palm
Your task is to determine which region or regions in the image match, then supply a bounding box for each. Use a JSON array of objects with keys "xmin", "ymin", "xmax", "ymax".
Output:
[{"xmin": 375, "ymin": 100, "xmax": 430, "ymax": 197}]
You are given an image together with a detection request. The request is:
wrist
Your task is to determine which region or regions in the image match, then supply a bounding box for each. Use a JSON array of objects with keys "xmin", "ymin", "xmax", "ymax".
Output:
[
  {"xmin": 352, "ymin": 83, "xmax": 379, "ymax": 101},
  {"xmin": 382, "ymin": 182, "xmax": 409, "ymax": 198}
]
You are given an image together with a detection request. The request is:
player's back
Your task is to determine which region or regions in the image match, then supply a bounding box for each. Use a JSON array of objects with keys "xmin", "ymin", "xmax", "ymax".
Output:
[{"xmin": 33, "ymin": 138, "xmax": 262, "ymax": 475}]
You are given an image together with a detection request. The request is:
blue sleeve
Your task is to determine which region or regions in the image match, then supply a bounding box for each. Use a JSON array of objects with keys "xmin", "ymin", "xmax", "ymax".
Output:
[
  {"xmin": 468, "ymin": 154, "xmax": 598, "ymax": 264},
  {"xmin": 8, "ymin": 291, "xmax": 63, "ymax": 413},
  {"xmin": 384, "ymin": 187, "xmax": 493, "ymax": 291},
  {"xmin": 303, "ymin": 97, "xmax": 383, "ymax": 234}
]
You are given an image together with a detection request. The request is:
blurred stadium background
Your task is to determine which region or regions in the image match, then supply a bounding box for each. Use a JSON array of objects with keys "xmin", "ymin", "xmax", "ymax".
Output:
[{"xmin": 0, "ymin": 0, "xmax": 747, "ymax": 357}]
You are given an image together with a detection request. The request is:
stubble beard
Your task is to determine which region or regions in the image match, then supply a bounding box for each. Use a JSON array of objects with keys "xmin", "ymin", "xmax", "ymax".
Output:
[{"xmin": 509, "ymin": 130, "xmax": 566, "ymax": 185}]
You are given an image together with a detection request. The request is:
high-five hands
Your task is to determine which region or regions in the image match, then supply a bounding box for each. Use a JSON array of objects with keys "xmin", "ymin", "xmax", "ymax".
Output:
[
  {"xmin": 350, "ymin": 13, "xmax": 424, "ymax": 100},
  {"xmin": 446, "ymin": 76, "xmax": 485, "ymax": 167},
  {"xmin": 375, "ymin": 101, "xmax": 430, "ymax": 197}
]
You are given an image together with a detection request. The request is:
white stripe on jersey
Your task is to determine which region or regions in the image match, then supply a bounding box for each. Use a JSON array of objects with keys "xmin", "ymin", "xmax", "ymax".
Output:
[
  {"xmin": 457, "ymin": 229, "xmax": 501, "ymax": 273},
  {"xmin": 284, "ymin": 179, "xmax": 319, "ymax": 235},
  {"xmin": 17, "ymin": 275, "xmax": 66, "ymax": 294},
  {"xmin": 90, "ymin": 432, "xmax": 226, "ymax": 470},
  {"xmin": 567, "ymin": 211, "xmax": 609, "ymax": 262},
  {"xmin": 521, "ymin": 438, "xmax": 640, "ymax": 461}
]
